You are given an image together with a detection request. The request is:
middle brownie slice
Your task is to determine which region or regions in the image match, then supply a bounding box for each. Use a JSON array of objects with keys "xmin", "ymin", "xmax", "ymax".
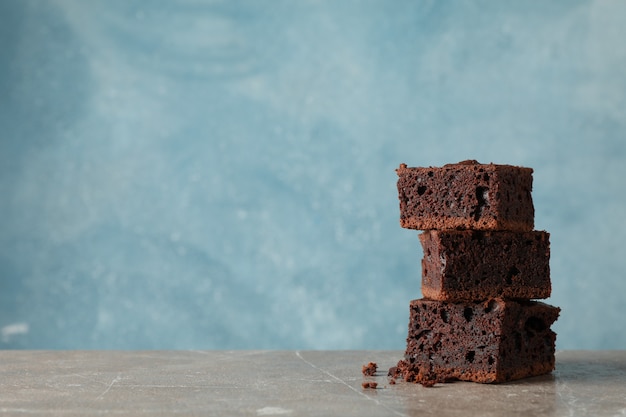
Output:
[{"xmin": 420, "ymin": 230, "xmax": 550, "ymax": 302}]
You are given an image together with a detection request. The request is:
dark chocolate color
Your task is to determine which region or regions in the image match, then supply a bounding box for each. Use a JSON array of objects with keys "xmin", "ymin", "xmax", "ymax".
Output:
[
  {"xmin": 392, "ymin": 298, "xmax": 560, "ymax": 384},
  {"xmin": 362, "ymin": 362, "xmax": 377, "ymax": 376},
  {"xmin": 420, "ymin": 230, "xmax": 551, "ymax": 301},
  {"xmin": 396, "ymin": 161, "xmax": 534, "ymax": 231}
]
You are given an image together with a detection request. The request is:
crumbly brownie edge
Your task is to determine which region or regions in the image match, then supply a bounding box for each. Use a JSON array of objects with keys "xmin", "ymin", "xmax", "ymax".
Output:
[{"xmin": 420, "ymin": 286, "xmax": 552, "ymax": 302}]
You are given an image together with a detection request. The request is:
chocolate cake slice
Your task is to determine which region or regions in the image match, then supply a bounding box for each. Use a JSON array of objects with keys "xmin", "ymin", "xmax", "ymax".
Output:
[
  {"xmin": 420, "ymin": 230, "xmax": 551, "ymax": 302},
  {"xmin": 396, "ymin": 161, "xmax": 534, "ymax": 231},
  {"xmin": 390, "ymin": 298, "xmax": 560, "ymax": 384}
]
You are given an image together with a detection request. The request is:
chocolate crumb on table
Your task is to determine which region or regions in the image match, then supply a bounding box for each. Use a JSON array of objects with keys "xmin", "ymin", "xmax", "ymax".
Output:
[
  {"xmin": 389, "ymin": 361, "xmax": 438, "ymax": 387},
  {"xmin": 361, "ymin": 381, "xmax": 378, "ymax": 389},
  {"xmin": 362, "ymin": 362, "xmax": 378, "ymax": 376}
]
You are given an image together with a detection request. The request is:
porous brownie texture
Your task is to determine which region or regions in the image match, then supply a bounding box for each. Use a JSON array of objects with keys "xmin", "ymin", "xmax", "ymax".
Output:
[
  {"xmin": 396, "ymin": 160, "xmax": 534, "ymax": 231},
  {"xmin": 390, "ymin": 298, "xmax": 559, "ymax": 384},
  {"xmin": 420, "ymin": 230, "xmax": 551, "ymax": 302},
  {"xmin": 362, "ymin": 362, "xmax": 378, "ymax": 376}
]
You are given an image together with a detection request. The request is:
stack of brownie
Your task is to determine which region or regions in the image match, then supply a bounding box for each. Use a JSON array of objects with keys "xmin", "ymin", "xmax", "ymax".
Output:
[{"xmin": 389, "ymin": 160, "xmax": 560, "ymax": 385}]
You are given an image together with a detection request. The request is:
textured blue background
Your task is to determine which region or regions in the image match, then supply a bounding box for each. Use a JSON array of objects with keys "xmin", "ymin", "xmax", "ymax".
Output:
[{"xmin": 1, "ymin": 0, "xmax": 625, "ymax": 349}]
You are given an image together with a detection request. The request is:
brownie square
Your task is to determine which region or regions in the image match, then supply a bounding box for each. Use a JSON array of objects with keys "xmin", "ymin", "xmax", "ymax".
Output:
[
  {"xmin": 420, "ymin": 230, "xmax": 551, "ymax": 302},
  {"xmin": 391, "ymin": 298, "xmax": 560, "ymax": 384},
  {"xmin": 396, "ymin": 160, "xmax": 534, "ymax": 231}
]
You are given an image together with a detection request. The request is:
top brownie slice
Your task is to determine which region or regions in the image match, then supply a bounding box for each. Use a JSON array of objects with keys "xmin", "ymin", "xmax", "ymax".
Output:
[{"xmin": 396, "ymin": 160, "xmax": 534, "ymax": 231}]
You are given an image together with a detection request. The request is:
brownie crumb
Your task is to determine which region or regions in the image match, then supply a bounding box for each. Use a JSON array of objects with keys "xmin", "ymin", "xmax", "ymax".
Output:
[
  {"xmin": 419, "ymin": 379, "xmax": 437, "ymax": 388},
  {"xmin": 361, "ymin": 381, "xmax": 378, "ymax": 389},
  {"xmin": 388, "ymin": 360, "xmax": 440, "ymax": 387},
  {"xmin": 362, "ymin": 362, "xmax": 378, "ymax": 376}
]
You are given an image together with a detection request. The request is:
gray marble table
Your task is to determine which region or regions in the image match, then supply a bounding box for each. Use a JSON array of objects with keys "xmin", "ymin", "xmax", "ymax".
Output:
[{"xmin": 0, "ymin": 350, "xmax": 624, "ymax": 416}]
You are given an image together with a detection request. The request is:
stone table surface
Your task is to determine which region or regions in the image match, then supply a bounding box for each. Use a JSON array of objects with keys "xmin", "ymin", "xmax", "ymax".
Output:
[{"xmin": 0, "ymin": 350, "xmax": 624, "ymax": 416}]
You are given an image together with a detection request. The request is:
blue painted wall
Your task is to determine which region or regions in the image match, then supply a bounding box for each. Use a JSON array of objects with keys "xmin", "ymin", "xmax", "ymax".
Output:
[{"xmin": 1, "ymin": 0, "xmax": 625, "ymax": 349}]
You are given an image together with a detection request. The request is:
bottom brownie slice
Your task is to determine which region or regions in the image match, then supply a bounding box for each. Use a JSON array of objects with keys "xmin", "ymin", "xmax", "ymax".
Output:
[{"xmin": 390, "ymin": 298, "xmax": 560, "ymax": 384}]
